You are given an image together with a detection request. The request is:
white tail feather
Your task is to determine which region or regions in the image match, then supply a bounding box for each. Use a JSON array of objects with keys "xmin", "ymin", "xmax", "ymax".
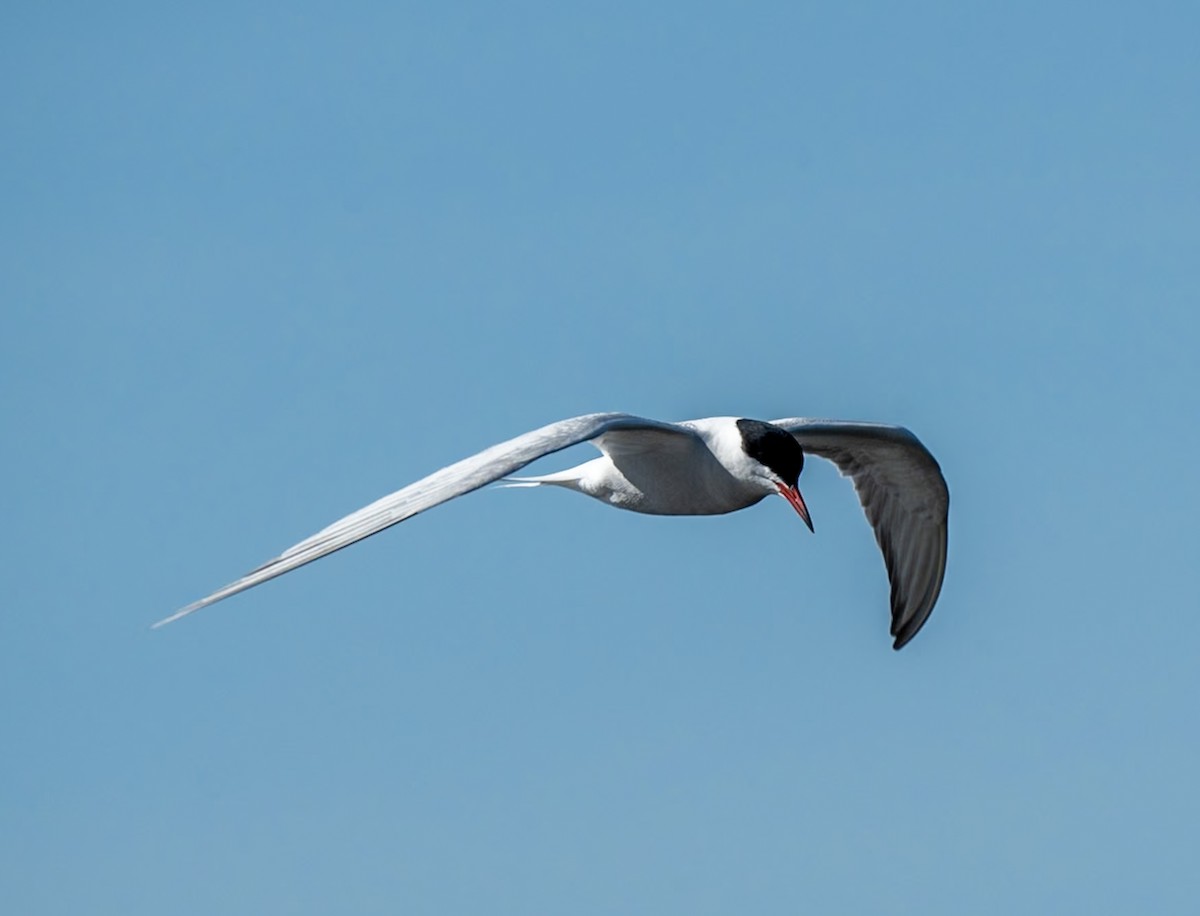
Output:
[{"xmin": 498, "ymin": 468, "xmax": 589, "ymax": 491}]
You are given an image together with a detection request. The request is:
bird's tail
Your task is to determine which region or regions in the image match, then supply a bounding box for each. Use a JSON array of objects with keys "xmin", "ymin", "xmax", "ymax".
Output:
[{"xmin": 497, "ymin": 468, "xmax": 587, "ymax": 491}]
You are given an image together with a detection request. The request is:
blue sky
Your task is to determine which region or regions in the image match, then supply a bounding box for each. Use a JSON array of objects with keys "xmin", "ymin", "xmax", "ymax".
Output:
[{"xmin": 3, "ymin": 2, "xmax": 1198, "ymax": 913}]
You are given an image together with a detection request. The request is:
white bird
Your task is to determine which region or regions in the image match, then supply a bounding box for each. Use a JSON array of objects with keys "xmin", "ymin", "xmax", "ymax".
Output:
[{"xmin": 156, "ymin": 413, "xmax": 949, "ymax": 649}]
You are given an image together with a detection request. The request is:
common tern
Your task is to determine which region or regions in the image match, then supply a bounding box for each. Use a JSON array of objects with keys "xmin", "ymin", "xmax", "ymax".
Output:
[{"xmin": 157, "ymin": 413, "xmax": 949, "ymax": 648}]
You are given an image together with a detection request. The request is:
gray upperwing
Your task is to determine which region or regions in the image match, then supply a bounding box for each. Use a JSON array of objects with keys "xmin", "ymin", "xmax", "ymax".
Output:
[
  {"xmin": 772, "ymin": 418, "xmax": 949, "ymax": 649},
  {"xmin": 156, "ymin": 412, "xmax": 689, "ymax": 627}
]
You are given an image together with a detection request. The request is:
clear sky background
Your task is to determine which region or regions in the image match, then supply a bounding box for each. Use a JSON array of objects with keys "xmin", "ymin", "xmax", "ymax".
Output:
[{"xmin": 4, "ymin": 3, "xmax": 1198, "ymax": 914}]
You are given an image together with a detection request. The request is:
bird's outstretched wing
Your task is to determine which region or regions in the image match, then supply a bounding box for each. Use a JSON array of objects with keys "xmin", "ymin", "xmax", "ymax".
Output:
[
  {"xmin": 771, "ymin": 418, "xmax": 949, "ymax": 649},
  {"xmin": 155, "ymin": 413, "xmax": 693, "ymax": 627}
]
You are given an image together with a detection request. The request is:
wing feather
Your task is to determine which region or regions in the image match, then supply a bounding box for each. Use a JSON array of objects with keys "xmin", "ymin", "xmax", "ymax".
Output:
[
  {"xmin": 156, "ymin": 413, "xmax": 693, "ymax": 627},
  {"xmin": 771, "ymin": 418, "xmax": 949, "ymax": 649}
]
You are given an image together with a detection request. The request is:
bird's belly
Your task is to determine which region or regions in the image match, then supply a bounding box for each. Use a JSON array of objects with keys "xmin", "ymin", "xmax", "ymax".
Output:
[
  {"xmin": 582, "ymin": 455, "xmax": 765, "ymax": 516},
  {"xmin": 620, "ymin": 489, "xmax": 768, "ymax": 516}
]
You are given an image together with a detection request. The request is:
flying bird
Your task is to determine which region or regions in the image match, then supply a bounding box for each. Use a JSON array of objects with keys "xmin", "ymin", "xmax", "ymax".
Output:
[{"xmin": 157, "ymin": 413, "xmax": 949, "ymax": 648}]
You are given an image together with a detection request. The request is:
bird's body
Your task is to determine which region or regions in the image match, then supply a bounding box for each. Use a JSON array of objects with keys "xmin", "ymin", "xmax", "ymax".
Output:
[
  {"xmin": 507, "ymin": 417, "xmax": 777, "ymax": 516},
  {"xmin": 158, "ymin": 413, "xmax": 949, "ymax": 649}
]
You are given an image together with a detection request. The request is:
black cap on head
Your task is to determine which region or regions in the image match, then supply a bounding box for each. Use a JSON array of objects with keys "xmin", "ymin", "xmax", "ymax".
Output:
[{"xmin": 736, "ymin": 419, "xmax": 804, "ymax": 486}]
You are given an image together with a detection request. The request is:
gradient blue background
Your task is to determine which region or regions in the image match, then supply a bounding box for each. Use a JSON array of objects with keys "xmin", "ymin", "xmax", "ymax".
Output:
[{"xmin": 4, "ymin": 2, "xmax": 1198, "ymax": 913}]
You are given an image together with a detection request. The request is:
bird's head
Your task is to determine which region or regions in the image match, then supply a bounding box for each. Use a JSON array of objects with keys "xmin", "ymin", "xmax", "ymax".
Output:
[{"xmin": 735, "ymin": 419, "xmax": 814, "ymax": 532}]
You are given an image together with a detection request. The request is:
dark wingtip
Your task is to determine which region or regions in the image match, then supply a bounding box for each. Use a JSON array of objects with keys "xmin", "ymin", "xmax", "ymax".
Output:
[{"xmin": 891, "ymin": 616, "xmax": 925, "ymax": 650}]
